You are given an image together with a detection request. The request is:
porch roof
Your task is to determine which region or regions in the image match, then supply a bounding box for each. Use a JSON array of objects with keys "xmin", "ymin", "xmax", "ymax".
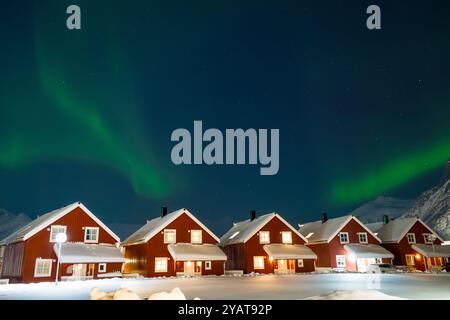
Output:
[
  {"xmin": 167, "ymin": 243, "xmax": 227, "ymax": 261},
  {"xmin": 412, "ymin": 244, "xmax": 450, "ymax": 258},
  {"xmin": 263, "ymin": 244, "xmax": 317, "ymax": 260},
  {"xmin": 54, "ymin": 242, "xmax": 125, "ymax": 263},
  {"xmin": 344, "ymin": 244, "xmax": 394, "ymax": 259}
]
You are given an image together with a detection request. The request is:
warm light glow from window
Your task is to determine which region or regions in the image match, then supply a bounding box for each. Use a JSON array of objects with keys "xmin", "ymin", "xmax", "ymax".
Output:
[
  {"xmin": 415, "ymin": 254, "xmax": 421, "ymax": 260},
  {"xmin": 269, "ymin": 256, "xmax": 274, "ymax": 262}
]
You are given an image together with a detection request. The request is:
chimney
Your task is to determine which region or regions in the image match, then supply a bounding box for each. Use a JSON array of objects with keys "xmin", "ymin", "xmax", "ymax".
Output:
[
  {"xmin": 161, "ymin": 206, "xmax": 168, "ymax": 217},
  {"xmin": 383, "ymin": 214, "xmax": 389, "ymax": 225},
  {"xmin": 321, "ymin": 213, "xmax": 328, "ymax": 224},
  {"xmin": 250, "ymin": 210, "xmax": 256, "ymax": 221}
]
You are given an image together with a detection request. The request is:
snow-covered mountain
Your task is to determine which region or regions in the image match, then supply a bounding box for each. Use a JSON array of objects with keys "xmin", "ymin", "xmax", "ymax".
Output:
[
  {"xmin": 350, "ymin": 196, "xmax": 414, "ymax": 223},
  {"xmin": 0, "ymin": 209, "xmax": 31, "ymax": 240},
  {"xmin": 402, "ymin": 177, "xmax": 450, "ymax": 241}
]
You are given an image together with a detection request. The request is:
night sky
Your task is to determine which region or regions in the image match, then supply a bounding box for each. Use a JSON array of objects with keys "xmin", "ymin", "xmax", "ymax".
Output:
[{"xmin": 1, "ymin": 0, "xmax": 449, "ymax": 235}]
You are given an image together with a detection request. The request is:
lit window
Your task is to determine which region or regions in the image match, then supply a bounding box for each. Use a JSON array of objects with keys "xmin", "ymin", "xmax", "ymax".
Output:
[
  {"xmin": 281, "ymin": 231, "xmax": 292, "ymax": 244},
  {"xmin": 358, "ymin": 232, "xmax": 368, "ymax": 244},
  {"xmin": 84, "ymin": 227, "xmax": 99, "ymax": 243},
  {"xmin": 423, "ymin": 234, "xmax": 434, "ymax": 244},
  {"xmin": 253, "ymin": 256, "xmax": 265, "ymax": 269},
  {"xmin": 339, "ymin": 232, "xmax": 349, "ymax": 244},
  {"xmin": 336, "ymin": 255, "xmax": 346, "ymax": 268},
  {"xmin": 155, "ymin": 258, "xmax": 168, "ymax": 272},
  {"xmin": 191, "ymin": 230, "xmax": 202, "ymax": 244},
  {"xmin": 34, "ymin": 259, "xmax": 52, "ymax": 277},
  {"xmin": 205, "ymin": 261, "xmax": 212, "ymax": 270},
  {"xmin": 297, "ymin": 259, "xmax": 304, "ymax": 268},
  {"xmin": 407, "ymin": 233, "xmax": 416, "ymax": 244},
  {"xmin": 405, "ymin": 254, "xmax": 415, "ymax": 266},
  {"xmin": 164, "ymin": 229, "xmax": 176, "ymax": 244},
  {"xmin": 49, "ymin": 225, "xmax": 67, "ymax": 242},
  {"xmin": 98, "ymin": 263, "xmax": 106, "ymax": 273},
  {"xmin": 259, "ymin": 231, "xmax": 270, "ymax": 244}
]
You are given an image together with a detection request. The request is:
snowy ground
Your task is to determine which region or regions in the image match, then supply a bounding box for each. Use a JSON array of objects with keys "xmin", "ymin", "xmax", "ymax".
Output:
[{"xmin": 0, "ymin": 273, "xmax": 450, "ymax": 300}]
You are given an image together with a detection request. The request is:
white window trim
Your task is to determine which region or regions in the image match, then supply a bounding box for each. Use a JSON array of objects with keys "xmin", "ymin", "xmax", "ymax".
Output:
[
  {"xmin": 84, "ymin": 227, "xmax": 99, "ymax": 243},
  {"xmin": 163, "ymin": 229, "xmax": 176, "ymax": 244},
  {"xmin": 259, "ymin": 231, "xmax": 270, "ymax": 244},
  {"xmin": 358, "ymin": 232, "xmax": 368, "ymax": 244},
  {"xmin": 407, "ymin": 233, "xmax": 416, "ymax": 244},
  {"xmin": 205, "ymin": 261, "xmax": 212, "ymax": 270},
  {"xmin": 297, "ymin": 259, "xmax": 304, "ymax": 268},
  {"xmin": 253, "ymin": 256, "xmax": 265, "ymax": 270},
  {"xmin": 281, "ymin": 231, "xmax": 293, "ymax": 244},
  {"xmin": 49, "ymin": 225, "xmax": 67, "ymax": 243},
  {"xmin": 98, "ymin": 263, "xmax": 107, "ymax": 273},
  {"xmin": 336, "ymin": 255, "xmax": 346, "ymax": 268},
  {"xmin": 190, "ymin": 230, "xmax": 202, "ymax": 244},
  {"xmin": 34, "ymin": 258, "xmax": 53, "ymax": 277},
  {"xmin": 155, "ymin": 257, "xmax": 168, "ymax": 273},
  {"xmin": 423, "ymin": 234, "xmax": 433, "ymax": 244},
  {"xmin": 339, "ymin": 232, "xmax": 349, "ymax": 244},
  {"xmin": 405, "ymin": 254, "xmax": 415, "ymax": 266}
]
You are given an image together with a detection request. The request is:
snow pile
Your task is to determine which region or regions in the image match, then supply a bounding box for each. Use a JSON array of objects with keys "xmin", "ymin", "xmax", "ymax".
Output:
[
  {"xmin": 90, "ymin": 287, "xmax": 141, "ymax": 300},
  {"xmin": 304, "ymin": 290, "xmax": 405, "ymax": 300},
  {"xmin": 148, "ymin": 287, "xmax": 186, "ymax": 300}
]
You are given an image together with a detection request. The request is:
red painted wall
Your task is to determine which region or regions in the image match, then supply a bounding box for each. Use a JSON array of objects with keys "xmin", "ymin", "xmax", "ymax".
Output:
[
  {"xmin": 3, "ymin": 206, "xmax": 119, "ymax": 283},
  {"xmin": 123, "ymin": 212, "xmax": 225, "ymax": 277},
  {"xmin": 307, "ymin": 218, "xmax": 380, "ymax": 271},
  {"xmin": 381, "ymin": 221, "xmax": 443, "ymax": 271},
  {"xmin": 223, "ymin": 216, "xmax": 316, "ymax": 274}
]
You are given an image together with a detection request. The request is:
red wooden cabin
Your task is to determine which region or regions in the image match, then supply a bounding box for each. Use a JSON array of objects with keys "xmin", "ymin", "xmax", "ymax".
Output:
[
  {"xmin": 367, "ymin": 217, "xmax": 450, "ymax": 271},
  {"xmin": 121, "ymin": 207, "xmax": 227, "ymax": 277},
  {"xmin": 220, "ymin": 211, "xmax": 317, "ymax": 274},
  {"xmin": 298, "ymin": 214, "xmax": 393, "ymax": 272},
  {"xmin": 0, "ymin": 202, "xmax": 124, "ymax": 283}
]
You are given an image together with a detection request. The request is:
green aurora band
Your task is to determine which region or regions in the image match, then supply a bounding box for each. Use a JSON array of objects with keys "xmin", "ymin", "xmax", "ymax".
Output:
[{"xmin": 330, "ymin": 139, "xmax": 450, "ymax": 205}]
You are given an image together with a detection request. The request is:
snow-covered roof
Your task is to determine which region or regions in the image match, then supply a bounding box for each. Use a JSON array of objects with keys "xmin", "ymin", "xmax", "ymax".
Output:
[
  {"xmin": 0, "ymin": 202, "xmax": 120, "ymax": 245},
  {"xmin": 167, "ymin": 243, "xmax": 227, "ymax": 261},
  {"xmin": 54, "ymin": 243, "xmax": 125, "ymax": 263},
  {"xmin": 122, "ymin": 208, "xmax": 219, "ymax": 246},
  {"xmin": 263, "ymin": 244, "xmax": 317, "ymax": 260},
  {"xmin": 365, "ymin": 222, "xmax": 384, "ymax": 233},
  {"xmin": 298, "ymin": 215, "xmax": 381, "ymax": 244},
  {"xmin": 344, "ymin": 244, "xmax": 394, "ymax": 259},
  {"xmin": 412, "ymin": 244, "xmax": 450, "ymax": 258},
  {"xmin": 220, "ymin": 213, "xmax": 307, "ymax": 246},
  {"xmin": 374, "ymin": 218, "xmax": 444, "ymax": 243}
]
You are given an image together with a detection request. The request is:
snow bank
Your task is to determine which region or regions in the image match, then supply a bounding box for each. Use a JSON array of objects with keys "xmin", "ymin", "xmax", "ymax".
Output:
[
  {"xmin": 90, "ymin": 287, "xmax": 141, "ymax": 300},
  {"xmin": 148, "ymin": 287, "xmax": 186, "ymax": 300},
  {"xmin": 304, "ymin": 290, "xmax": 405, "ymax": 300}
]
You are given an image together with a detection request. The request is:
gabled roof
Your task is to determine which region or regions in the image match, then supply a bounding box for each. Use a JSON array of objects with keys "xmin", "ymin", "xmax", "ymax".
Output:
[
  {"xmin": 0, "ymin": 202, "xmax": 120, "ymax": 245},
  {"xmin": 220, "ymin": 212, "xmax": 307, "ymax": 246},
  {"xmin": 122, "ymin": 208, "xmax": 220, "ymax": 246},
  {"xmin": 298, "ymin": 215, "xmax": 381, "ymax": 244},
  {"xmin": 365, "ymin": 222, "xmax": 384, "ymax": 233},
  {"xmin": 374, "ymin": 218, "xmax": 444, "ymax": 243}
]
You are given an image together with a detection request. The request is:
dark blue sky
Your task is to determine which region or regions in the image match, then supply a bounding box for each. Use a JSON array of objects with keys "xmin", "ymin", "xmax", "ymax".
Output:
[{"xmin": 0, "ymin": 0, "xmax": 449, "ymax": 235}]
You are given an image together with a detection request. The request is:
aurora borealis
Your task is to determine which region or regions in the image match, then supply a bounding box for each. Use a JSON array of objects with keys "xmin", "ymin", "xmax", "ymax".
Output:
[{"xmin": 1, "ymin": 1, "xmax": 450, "ymax": 232}]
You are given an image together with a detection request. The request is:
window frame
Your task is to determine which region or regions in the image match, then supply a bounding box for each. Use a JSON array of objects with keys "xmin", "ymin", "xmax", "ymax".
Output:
[
  {"xmin": 155, "ymin": 257, "xmax": 168, "ymax": 273},
  {"xmin": 406, "ymin": 233, "xmax": 416, "ymax": 244},
  {"xmin": 49, "ymin": 225, "xmax": 67, "ymax": 243},
  {"xmin": 336, "ymin": 255, "xmax": 346, "ymax": 268},
  {"xmin": 34, "ymin": 258, "xmax": 53, "ymax": 277},
  {"xmin": 84, "ymin": 227, "xmax": 99, "ymax": 243},
  {"xmin": 253, "ymin": 256, "xmax": 265, "ymax": 270},
  {"xmin": 281, "ymin": 231, "xmax": 293, "ymax": 244},
  {"xmin": 297, "ymin": 259, "xmax": 304, "ymax": 268},
  {"xmin": 339, "ymin": 232, "xmax": 349, "ymax": 244},
  {"xmin": 405, "ymin": 254, "xmax": 415, "ymax": 266},
  {"xmin": 205, "ymin": 261, "xmax": 212, "ymax": 270},
  {"xmin": 259, "ymin": 231, "xmax": 270, "ymax": 244},
  {"xmin": 163, "ymin": 229, "xmax": 177, "ymax": 244},
  {"xmin": 98, "ymin": 263, "xmax": 107, "ymax": 273},
  {"xmin": 190, "ymin": 230, "xmax": 202, "ymax": 244},
  {"xmin": 358, "ymin": 232, "xmax": 368, "ymax": 244},
  {"xmin": 423, "ymin": 234, "xmax": 434, "ymax": 244}
]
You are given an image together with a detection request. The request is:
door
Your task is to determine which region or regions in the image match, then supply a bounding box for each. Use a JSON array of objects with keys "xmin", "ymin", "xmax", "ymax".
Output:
[
  {"xmin": 277, "ymin": 259, "xmax": 288, "ymax": 273},
  {"xmin": 287, "ymin": 260, "xmax": 296, "ymax": 273},
  {"xmin": 72, "ymin": 264, "xmax": 87, "ymax": 279},
  {"xmin": 184, "ymin": 261, "xmax": 195, "ymax": 275},
  {"xmin": 356, "ymin": 258, "xmax": 375, "ymax": 272}
]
